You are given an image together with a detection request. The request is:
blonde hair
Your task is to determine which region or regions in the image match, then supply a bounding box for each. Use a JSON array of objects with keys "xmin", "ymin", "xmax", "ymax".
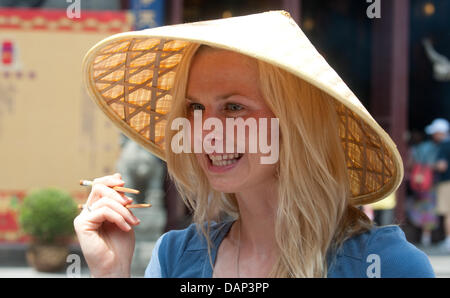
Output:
[{"xmin": 165, "ymin": 43, "xmax": 372, "ymax": 277}]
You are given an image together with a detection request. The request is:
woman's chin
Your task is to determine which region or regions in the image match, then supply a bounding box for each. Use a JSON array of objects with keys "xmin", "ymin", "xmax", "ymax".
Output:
[{"xmin": 208, "ymin": 178, "xmax": 243, "ymax": 193}]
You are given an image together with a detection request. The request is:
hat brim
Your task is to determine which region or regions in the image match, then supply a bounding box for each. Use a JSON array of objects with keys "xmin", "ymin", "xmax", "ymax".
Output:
[{"xmin": 82, "ymin": 11, "xmax": 404, "ymax": 206}]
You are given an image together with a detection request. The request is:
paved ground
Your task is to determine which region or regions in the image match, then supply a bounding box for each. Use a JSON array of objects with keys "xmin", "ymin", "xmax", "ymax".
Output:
[
  {"xmin": 0, "ymin": 245, "xmax": 449, "ymax": 278},
  {"xmin": 0, "ymin": 267, "xmax": 90, "ymax": 278},
  {"xmin": 428, "ymin": 256, "xmax": 450, "ymax": 277},
  {"xmin": 1, "ymin": 254, "xmax": 449, "ymax": 277}
]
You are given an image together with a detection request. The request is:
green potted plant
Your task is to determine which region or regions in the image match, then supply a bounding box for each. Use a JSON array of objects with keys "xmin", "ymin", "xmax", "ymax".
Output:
[{"xmin": 18, "ymin": 188, "xmax": 78, "ymax": 272}]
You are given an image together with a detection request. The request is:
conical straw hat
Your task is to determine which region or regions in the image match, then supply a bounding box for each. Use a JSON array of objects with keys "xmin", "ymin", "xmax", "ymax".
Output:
[{"xmin": 82, "ymin": 10, "xmax": 403, "ymax": 205}]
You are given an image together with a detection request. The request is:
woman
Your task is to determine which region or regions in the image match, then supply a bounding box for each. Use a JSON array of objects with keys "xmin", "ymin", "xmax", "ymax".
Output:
[{"xmin": 74, "ymin": 11, "xmax": 434, "ymax": 277}]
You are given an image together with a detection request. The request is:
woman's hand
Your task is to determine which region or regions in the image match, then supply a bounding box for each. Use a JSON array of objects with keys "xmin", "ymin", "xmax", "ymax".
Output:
[{"xmin": 73, "ymin": 173, "xmax": 140, "ymax": 277}]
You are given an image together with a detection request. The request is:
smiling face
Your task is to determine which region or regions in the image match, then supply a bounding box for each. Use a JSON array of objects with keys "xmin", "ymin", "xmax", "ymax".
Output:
[{"xmin": 185, "ymin": 48, "xmax": 279, "ymax": 194}]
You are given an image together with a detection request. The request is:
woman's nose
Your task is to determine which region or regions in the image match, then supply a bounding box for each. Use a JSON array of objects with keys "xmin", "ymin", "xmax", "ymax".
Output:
[
  {"xmin": 202, "ymin": 115, "xmax": 226, "ymax": 153},
  {"xmin": 203, "ymin": 129, "xmax": 222, "ymax": 149},
  {"xmin": 192, "ymin": 109, "xmax": 226, "ymax": 153}
]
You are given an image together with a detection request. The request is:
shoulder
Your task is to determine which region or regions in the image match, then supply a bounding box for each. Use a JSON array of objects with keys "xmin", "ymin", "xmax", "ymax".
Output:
[
  {"xmin": 160, "ymin": 220, "xmax": 233, "ymax": 253},
  {"xmin": 329, "ymin": 226, "xmax": 435, "ymax": 278},
  {"xmin": 148, "ymin": 221, "xmax": 233, "ymax": 278},
  {"xmin": 365, "ymin": 226, "xmax": 435, "ymax": 277}
]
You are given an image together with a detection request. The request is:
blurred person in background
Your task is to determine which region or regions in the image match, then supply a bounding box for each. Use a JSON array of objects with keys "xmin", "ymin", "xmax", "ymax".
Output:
[
  {"xmin": 406, "ymin": 119, "xmax": 447, "ymax": 247},
  {"xmin": 433, "ymin": 119, "xmax": 450, "ymax": 253}
]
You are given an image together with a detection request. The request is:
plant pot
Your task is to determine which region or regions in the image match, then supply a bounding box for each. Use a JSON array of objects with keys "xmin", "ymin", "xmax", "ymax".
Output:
[{"xmin": 26, "ymin": 243, "xmax": 69, "ymax": 272}]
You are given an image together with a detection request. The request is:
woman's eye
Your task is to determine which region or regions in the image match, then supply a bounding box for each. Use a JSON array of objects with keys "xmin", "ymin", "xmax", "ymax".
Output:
[
  {"xmin": 226, "ymin": 103, "xmax": 243, "ymax": 112},
  {"xmin": 189, "ymin": 103, "xmax": 205, "ymax": 111}
]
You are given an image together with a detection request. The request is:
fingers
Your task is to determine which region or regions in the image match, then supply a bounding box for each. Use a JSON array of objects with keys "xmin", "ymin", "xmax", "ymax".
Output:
[
  {"xmin": 88, "ymin": 182, "xmax": 131, "ymax": 207},
  {"xmin": 90, "ymin": 173, "xmax": 127, "ymax": 204},
  {"xmin": 74, "ymin": 173, "xmax": 139, "ymax": 234},
  {"xmin": 93, "ymin": 173, "xmax": 125, "ymax": 188},
  {"xmin": 90, "ymin": 197, "xmax": 140, "ymax": 227},
  {"xmin": 86, "ymin": 206, "xmax": 133, "ymax": 232},
  {"xmin": 76, "ymin": 198, "xmax": 140, "ymax": 233}
]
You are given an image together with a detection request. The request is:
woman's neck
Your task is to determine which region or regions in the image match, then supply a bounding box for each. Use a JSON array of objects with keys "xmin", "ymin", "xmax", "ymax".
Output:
[{"xmin": 234, "ymin": 180, "xmax": 278, "ymax": 254}]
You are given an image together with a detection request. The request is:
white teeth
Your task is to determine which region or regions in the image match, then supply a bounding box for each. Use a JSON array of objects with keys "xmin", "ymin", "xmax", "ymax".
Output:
[
  {"xmin": 212, "ymin": 158, "xmax": 238, "ymax": 167},
  {"xmin": 209, "ymin": 153, "xmax": 243, "ymax": 167},
  {"xmin": 208, "ymin": 153, "xmax": 242, "ymax": 161}
]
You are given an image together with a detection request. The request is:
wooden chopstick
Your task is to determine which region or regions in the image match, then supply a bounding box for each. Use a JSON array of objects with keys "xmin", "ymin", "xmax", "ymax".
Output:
[
  {"xmin": 78, "ymin": 203, "xmax": 151, "ymax": 210},
  {"xmin": 79, "ymin": 180, "xmax": 140, "ymax": 194},
  {"xmin": 78, "ymin": 179, "xmax": 149, "ymax": 210}
]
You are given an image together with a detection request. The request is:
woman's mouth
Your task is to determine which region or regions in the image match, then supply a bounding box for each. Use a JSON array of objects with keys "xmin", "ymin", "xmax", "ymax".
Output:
[{"xmin": 206, "ymin": 153, "xmax": 244, "ymax": 172}]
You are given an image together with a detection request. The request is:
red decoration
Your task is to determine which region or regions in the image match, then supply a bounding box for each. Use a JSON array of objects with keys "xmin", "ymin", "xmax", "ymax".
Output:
[{"xmin": 1, "ymin": 40, "xmax": 13, "ymax": 65}]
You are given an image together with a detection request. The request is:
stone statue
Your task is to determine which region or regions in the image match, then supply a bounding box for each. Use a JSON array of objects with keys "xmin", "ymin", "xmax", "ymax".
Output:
[
  {"xmin": 116, "ymin": 134, "xmax": 166, "ymax": 276},
  {"xmin": 423, "ymin": 39, "xmax": 450, "ymax": 82}
]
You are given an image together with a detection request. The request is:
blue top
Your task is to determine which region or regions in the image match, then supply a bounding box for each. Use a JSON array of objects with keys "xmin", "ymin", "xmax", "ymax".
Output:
[
  {"xmin": 411, "ymin": 140, "xmax": 440, "ymax": 165},
  {"xmin": 145, "ymin": 221, "xmax": 435, "ymax": 278}
]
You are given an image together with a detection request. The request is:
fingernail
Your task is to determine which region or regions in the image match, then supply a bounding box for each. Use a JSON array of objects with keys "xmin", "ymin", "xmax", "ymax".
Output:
[{"xmin": 133, "ymin": 215, "xmax": 140, "ymax": 223}]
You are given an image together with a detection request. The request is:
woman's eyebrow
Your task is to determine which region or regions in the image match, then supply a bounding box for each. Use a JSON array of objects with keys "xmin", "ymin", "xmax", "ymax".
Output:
[{"xmin": 185, "ymin": 93, "xmax": 250, "ymax": 102}]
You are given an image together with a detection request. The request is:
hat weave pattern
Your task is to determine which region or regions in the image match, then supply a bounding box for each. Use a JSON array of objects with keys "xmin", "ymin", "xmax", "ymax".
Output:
[{"xmin": 91, "ymin": 38, "xmax": 189, "ymax": 152}]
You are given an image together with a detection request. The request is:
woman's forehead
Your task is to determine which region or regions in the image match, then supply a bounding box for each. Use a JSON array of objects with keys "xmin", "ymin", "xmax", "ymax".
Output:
[
  {"xmin": 187, "ymin": 48, "xmax": 259, "ymax": 94},
  {"xmin": 191, "ymin": 46, "xmax": 257, "ymax": 71}
]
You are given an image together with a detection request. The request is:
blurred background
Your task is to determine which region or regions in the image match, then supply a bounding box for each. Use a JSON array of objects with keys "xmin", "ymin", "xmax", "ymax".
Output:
[{"xmin": 0, "ymin": 0, "xmax": 449, "ymax": 277}]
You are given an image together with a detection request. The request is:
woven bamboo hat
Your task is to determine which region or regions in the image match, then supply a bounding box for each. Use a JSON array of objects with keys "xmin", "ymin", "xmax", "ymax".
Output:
[{"xmin": 82, "ymin": 10, "xmax": 403, "ymax": 205}]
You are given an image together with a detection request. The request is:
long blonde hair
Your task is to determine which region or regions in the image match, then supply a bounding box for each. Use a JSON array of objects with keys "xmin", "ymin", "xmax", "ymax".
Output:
[{"xmin": 165, "ymin": 43, "xmax": 372, "ymax": 277}]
